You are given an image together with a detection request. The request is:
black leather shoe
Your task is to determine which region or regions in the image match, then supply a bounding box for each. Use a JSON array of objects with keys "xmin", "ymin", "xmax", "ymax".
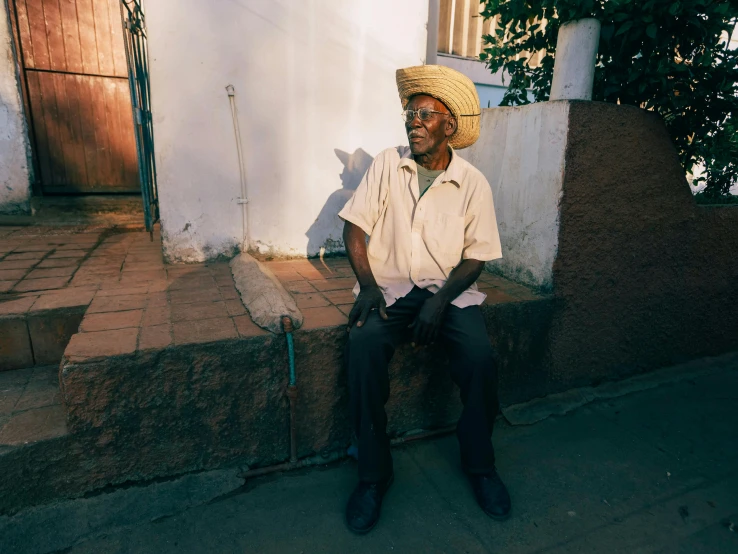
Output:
[
  {"xmin": 345, "ymin": 473, "xmax": 394, "ymax": 534},
  {"xmin": 467, "ymin": 469, "xmax": 511, "ymax": 521}
]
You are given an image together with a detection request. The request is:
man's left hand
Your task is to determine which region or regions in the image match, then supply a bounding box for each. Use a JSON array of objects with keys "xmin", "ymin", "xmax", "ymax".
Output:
[{"xmin": 409, "ymin": 294, "xmax": 449, "ymax": 346}]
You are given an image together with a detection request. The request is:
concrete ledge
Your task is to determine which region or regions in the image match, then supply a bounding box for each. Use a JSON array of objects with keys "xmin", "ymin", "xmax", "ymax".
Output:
[
  {"xmin": 0, "ymin": 292, "xmax": 552, "ymax": 514},
  {"xmin": 60, "ymin": 293, "xmax": 554, "ymax": 451}
]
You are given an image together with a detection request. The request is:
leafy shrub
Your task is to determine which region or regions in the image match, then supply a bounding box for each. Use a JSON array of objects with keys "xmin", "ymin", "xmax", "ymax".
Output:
[{"xmin": 480, "ymin": 0, "xmax": 738, "ymax": 198}]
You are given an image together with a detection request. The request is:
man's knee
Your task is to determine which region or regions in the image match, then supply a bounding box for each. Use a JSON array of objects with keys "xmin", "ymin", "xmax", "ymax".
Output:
[
  {"xmin": 459, "ymin": 342, "xmax": 498, "ymax": 378},
  {"xmin": 346, "ymin": 320, "xmax": 393, "ymax": 388},
  {"xmin": 347, "ymin": 317, "xmax": 391, "ymax": 357}
]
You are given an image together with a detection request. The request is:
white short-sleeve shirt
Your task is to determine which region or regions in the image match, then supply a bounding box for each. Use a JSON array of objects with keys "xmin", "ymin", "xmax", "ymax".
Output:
[{"xmin": 338, "ymin": 146, "xmax": 502, "ymax": 308}]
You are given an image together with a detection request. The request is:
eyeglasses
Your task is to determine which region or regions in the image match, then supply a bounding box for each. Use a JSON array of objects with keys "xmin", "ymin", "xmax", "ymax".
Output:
[{"xmin": 401, "ymin": 108, "xmax": 451, "ymax": 123}]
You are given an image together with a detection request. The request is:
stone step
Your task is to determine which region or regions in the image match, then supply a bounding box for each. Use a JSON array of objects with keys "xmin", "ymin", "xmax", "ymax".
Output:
[
  {"xmin": 2, "ymin": 289, "xmax": 550, "ymax": 515},
  {"xmin": 0, "ymin": 225, "xmax": 162, "ymax": 371},
  {"xmin": 0, "ymin": 301, "xmax": 89, "ymax": 372},
  {"xmin": 0, "ymin": 231, "xmax": 553, "ymax": 515},
  {"xmin": 41, "ymin": 264, "xmax": 548, "ymax": 516},
  {"xmin": 0, "ymin": 366, "xmax": 67, "ymax": 449},
  {"xmin": 0, "ymin": 195, "xmax": 144, "ymax": 228}
]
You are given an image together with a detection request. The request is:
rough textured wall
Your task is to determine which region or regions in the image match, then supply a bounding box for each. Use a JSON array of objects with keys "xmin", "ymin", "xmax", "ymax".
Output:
[
  {"xmin": 548, "ymin": 101, "xmax": 738, "ymax": 389},
  {"xmin": 460, "ymin": 102, "xmax": 569, "ymax": 292},
  {"xmin": 146, "ymin": 0, "xmax": 428, "ymax": 262},
  {"xmin": 0, "ymin": 5, "xmax": 31, "ymax": 214},
  {"xmin": 1, "ymin": 297, "xmax": 551, "ymax": 514}
]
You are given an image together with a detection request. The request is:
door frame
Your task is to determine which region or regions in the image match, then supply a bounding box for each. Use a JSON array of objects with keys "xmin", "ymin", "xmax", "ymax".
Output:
[{"xmin": 6, "ymin": 0, "xmax": 42, "ymax": 196}]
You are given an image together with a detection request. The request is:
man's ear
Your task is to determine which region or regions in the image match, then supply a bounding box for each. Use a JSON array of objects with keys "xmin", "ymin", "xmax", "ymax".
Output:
[{"xmin": 445, "ymin": 117, "xmax": 457, "ymax": 137}]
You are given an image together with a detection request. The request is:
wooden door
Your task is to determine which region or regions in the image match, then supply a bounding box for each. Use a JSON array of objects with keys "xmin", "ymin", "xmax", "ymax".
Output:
[{"xmin": 10, "ymin": 0, "xmax": 139, "ymax": 194}]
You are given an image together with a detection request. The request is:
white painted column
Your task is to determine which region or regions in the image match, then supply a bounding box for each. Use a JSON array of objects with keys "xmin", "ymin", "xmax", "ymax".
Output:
[
  {"xmin": 549, "ymin": 18, "xmax": 600, "ymax": 101},
  {"xmin": 425, "ymin": 0, "xmax": 439, "ymax": 65},
  {"xmin": 0, "ymin": 6, "xmax": 32, "ymax": 214}
]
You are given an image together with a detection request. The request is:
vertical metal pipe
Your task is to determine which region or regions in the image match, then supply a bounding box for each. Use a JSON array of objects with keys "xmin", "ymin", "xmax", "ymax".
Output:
[
  {"xmin": 282, "ymin": 316, "xmax": 298, "ymax": 463},
  {"xmin": 226, "ymin": 85, "xmax": 251, "ymax": 253},
  {"xmin": 286, "ymin": 332, "xmax": 296, "ymax": 386}
]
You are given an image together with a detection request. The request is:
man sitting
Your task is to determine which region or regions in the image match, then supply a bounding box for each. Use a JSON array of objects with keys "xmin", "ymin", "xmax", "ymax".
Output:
[{"xmin": 339, "ymin": 65, "xmax": 511, "ymax": 534}]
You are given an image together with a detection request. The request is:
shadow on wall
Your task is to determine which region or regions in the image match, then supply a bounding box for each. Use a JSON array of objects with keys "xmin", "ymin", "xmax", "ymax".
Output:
[{"xmin": 305, "ymin": 148, "xmax": 374, "ymax": 257}]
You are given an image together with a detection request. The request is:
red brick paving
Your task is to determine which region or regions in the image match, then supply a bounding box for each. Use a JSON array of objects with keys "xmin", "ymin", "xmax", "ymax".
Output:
[
  {"xmin": 26, "ymin": 267, "xmax": 76, "ymax": 279},
  {"xmin": 233, "ymin": 314, "xmax": 269, "ymax": 337},
  {"xmin": 31, "ymin": 289, "xmax": 96, "ymax": 311},
  {"xmin": 138, "ymin": 324, "xmax": 172, "ymax": 350},
  {"xmin": 0, "ymin": 259, "xmax": 38, "ymax": 270},
  {"xmin": 336, "ymin": 303, "xmax": 353, "ymax": 316},
  {"xmin": 284, "ymin": 280, "xmax": 317, "ymax": 294},
  {"xmin": 36, "ymin": 258, "xmax": 81, "ymax": 268},
  {"xmin": 80, "ymin": 309, "xmax": 144, "ymax": 332},
  {"xmin": 1, "ymin": 226, "xmax": 543, "ymax": 369},
  {"xmin": 300, "ymin": 305, "xmax": 349, "ymax": 330},
  {"xmin": 96, "ymin": 285, "xmax": 149, "ymax": 297},
  {"xmin": 322, "ymin": 289, "xmax": 355, "ymax": 304},
  {"xmin": 0, "ymin": 281, "xmax": 16, "ymax": 293},
  {"xmin": 170, "ymin": 300, "xmax": 229, "ymax": 322},
  {"xmin": 293, "ymin": 292, "xmax": 330, "ymax": 309},
  {"xmin": 309, "ymin": 277, "xmax": 357, "ymax": 291},
  {"xmin": 4, "ymin": 252, "xmax": 46, "ymax": 260},
  {"xmin": 87, "ymin": 294, "xmax": 148, "ymax": 314},
  {"xmin": 48, "ymin": 250, "xmax": 88, "ymax": 259},
  {"xmin": 262, "ymin": 256, "xmax": 545, "ymax": 331},
  {"xmin": 65, "ymin": 328, "xmax": 139, "ymax": 362},
  {"xmin": 169, "ymin": 288, "xmax": 221, "ymax": 304},
  {"xmin": 13, "ymin": 277, "xmax": 71, "ymax": 292},
  {"xmin": 147, "ymin": 291, "xmax": 168, "ymax": 306},
  {"xmin": 142, "ymin": 305, "xmax": 170, "ymax": 326},
  {"xmin": 172, "ymin": 317, "xmax": 238, "ymax": 344},
  {"xmin": 0, "ymin": 269, "xmax": 26, "ymax": 280},
  {"xmin": 0, "ymin": 296, "xmax": 37, "ymax": 315},
  {"xmin": 224, "ymin": 299, "xmax": 246, "ymax": 316},
  {"xmin": 0, "ymin": 226, "xmax": 265, "ymax": 367},
  {"xmin": 219, "ymin": 287, "xmax": 240, "ymax": 300}
]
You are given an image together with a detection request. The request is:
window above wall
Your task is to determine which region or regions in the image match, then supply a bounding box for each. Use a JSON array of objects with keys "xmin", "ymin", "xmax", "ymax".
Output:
[
  {"xmin": 437, "ymin": 0, "xmax": 493, "ymax": 59},
  {"xmin": 432, "ymin": 0, "xmax": 540, "ymax": 107},
  {"xmin": 433, "ymin": 0, "xmax": 508, "ymax": 107},
  {"xmin": 437, "ymin": 0, "xmax": 545, "ymax": 65}
]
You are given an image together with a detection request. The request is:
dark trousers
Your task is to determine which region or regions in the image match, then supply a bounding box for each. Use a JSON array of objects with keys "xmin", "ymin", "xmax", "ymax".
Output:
[{"xmin": 345, "ymin": 286, "xmax": 499, "ymax": 482}]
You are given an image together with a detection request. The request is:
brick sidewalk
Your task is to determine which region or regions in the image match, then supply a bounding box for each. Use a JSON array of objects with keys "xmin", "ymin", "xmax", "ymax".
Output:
[
  {"xmin": 263, "ymin": 256, "xmax": 542, "ymax": 329},
  {"xmin": 1, "ymin": 224, "xmax": 546, "ymax": 370},
  {"xmin": 0, "ymin": 225, "xmax": 267, "ymax": 370}
]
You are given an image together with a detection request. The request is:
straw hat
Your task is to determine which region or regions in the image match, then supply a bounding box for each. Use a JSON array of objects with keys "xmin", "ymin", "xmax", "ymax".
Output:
[{"xmin": 396, "ymin": 65, "xmax": 481, "ymax": 149}]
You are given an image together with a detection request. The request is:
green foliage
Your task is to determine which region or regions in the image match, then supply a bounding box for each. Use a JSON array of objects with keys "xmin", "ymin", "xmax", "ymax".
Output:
[{"xmin": 479, "ymin": 0, "xmax": 738, "ymax": 197}]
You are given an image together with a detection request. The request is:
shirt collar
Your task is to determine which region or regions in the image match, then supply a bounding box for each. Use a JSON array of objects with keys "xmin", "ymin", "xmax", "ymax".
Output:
[{"xmin": 398, "ymin": 146, "xmax": 463, "ymax": 188}]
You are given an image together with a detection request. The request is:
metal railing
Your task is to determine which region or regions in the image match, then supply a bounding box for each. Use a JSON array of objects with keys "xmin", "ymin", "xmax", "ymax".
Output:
[{"xmin": 120, "ymin": 0, "xmax": 159, "ymax": 235}]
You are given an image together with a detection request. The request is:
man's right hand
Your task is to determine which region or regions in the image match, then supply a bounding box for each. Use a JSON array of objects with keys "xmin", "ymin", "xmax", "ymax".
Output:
[{"xmin": 347, "ymin": 285, "xmax": 388, "ymax": 330}]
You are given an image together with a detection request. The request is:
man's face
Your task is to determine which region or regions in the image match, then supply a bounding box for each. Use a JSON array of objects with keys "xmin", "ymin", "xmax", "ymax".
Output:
[{"xmin": 404, "ymin": 95, "xmax": 456, "ymax": 156}]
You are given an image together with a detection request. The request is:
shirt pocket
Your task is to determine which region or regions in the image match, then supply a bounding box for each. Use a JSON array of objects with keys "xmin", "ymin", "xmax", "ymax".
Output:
[{"xmin": 422, "ymin": 212, "xmax": 465, "ymax": 270}]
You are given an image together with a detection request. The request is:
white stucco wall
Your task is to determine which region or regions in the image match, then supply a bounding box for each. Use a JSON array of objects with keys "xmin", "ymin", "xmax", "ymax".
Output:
[
  {"xmin": 460, "ymin": 101, "xmax": 570, "ymax": 291},
  {"xmin": 0, "ymin": 4, "xmax": 31, "ymax": 214},
  {"xmin": 145, "ymin": 0, "xmax": 428, "ymax": 261}
]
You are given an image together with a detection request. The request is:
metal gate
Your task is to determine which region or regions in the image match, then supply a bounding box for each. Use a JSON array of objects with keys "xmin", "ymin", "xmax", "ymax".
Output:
[{"xmin": 120, "ymin": 0, "xmax": 159, "ymax": 233}]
